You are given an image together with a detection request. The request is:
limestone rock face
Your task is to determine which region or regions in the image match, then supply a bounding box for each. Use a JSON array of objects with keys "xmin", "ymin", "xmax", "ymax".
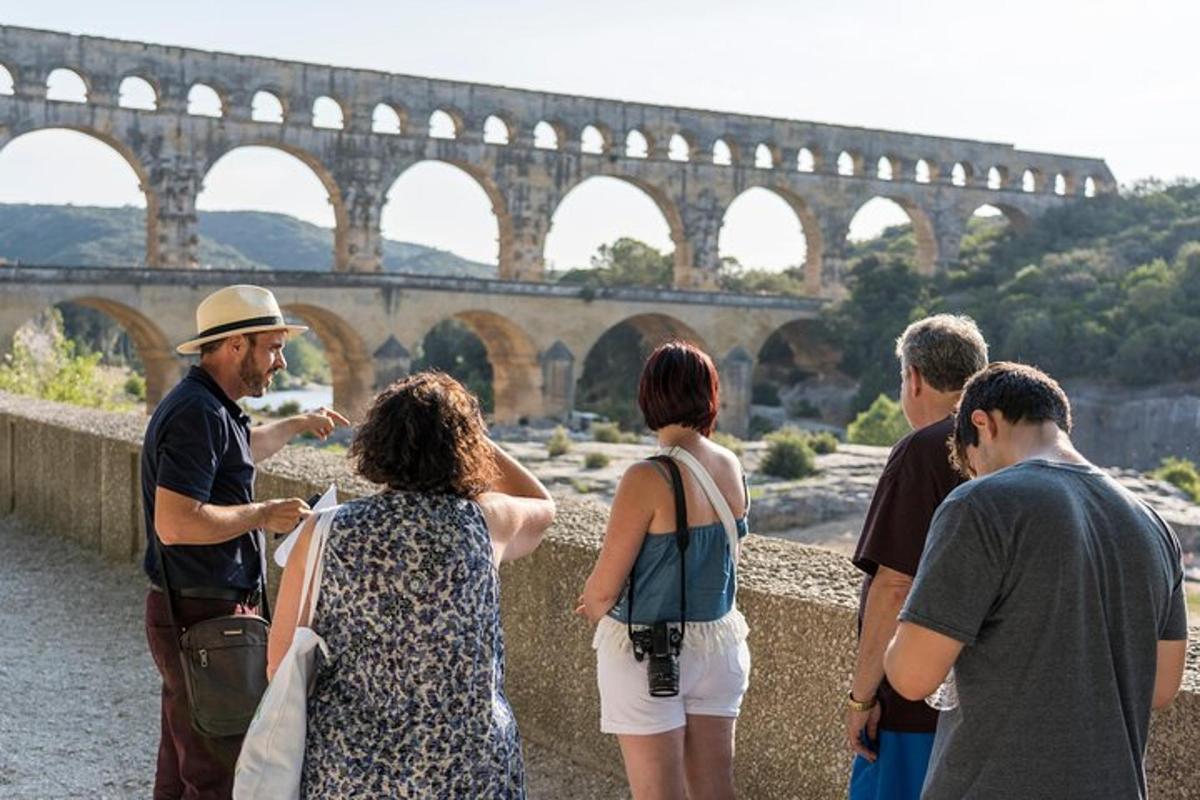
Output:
[
  {"xmin": 1068, "ymin": 381, "xmax": 1200, "ymax": 472},
  {"xmin": 748, "ymin": 442, "xmax": 1200, "ymax": 555}
]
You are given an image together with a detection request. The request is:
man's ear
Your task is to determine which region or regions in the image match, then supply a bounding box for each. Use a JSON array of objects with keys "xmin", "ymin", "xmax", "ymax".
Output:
[
  {"xmin": 970, "ymin": 408, "xmax": 991, "ymax": 441},
  {"xmin": 907, "ymin": 364, "xmax": 923, "ymax": 397}
]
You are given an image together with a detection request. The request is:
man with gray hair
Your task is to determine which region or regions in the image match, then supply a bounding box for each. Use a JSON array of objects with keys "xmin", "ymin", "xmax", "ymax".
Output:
[{"xmin": 845, "ymin": 314, "xmax": 988, "ymax": 800}]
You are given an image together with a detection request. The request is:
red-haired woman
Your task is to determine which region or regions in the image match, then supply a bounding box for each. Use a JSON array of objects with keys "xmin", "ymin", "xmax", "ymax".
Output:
[{"xmin": 577, "ymin": 341, "xmax": 751, "ymax": 800}]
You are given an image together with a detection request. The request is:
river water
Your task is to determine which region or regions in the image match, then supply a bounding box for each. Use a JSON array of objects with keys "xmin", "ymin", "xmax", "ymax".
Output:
[{"xmin": 242, "ymin": 384, "xmax": 333, "ymax": 412}]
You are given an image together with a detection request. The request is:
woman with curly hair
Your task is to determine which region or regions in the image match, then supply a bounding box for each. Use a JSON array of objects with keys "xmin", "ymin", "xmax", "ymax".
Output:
[{"xmin": 267, "ymin": 372, "xmax": 555, "ymax": 798}]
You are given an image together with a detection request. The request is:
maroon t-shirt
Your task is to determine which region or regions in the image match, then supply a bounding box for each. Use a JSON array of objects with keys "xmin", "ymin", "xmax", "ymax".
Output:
[{"xmin": 852, "ymin": 415, "xmax": 961, "ymax": 733}]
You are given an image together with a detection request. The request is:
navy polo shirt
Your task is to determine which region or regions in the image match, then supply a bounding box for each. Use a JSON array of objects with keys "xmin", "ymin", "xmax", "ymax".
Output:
[{"xmin": 141, "ymin": 366, "xmax": 262, "ymax": 590}]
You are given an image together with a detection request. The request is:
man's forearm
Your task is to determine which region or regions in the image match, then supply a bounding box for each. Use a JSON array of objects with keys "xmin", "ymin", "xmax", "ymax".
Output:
[
  {"xmin": 158, "ymin": 500, "xmax": 266, "ymax": 546},
  {"xmin": 852, "ymin": 568, "xmax": 913, "ymax": 699},
  {"xmin": 250, "ymin": 416, "xmax": 306, "ymax": 462}
]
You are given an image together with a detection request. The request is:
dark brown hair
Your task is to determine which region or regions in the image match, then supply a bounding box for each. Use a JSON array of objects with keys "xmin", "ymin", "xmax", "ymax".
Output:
[
  {"xmin": 350, "ymin": 371, "xmax": 499, "ymax": 496},
  {"xmin": 950, "ymin": 361, "xmax": 1072, "ymax": 477},
  {"xmin": 638, "ymin": 340, "xmax": 720, "ymax": 435}
]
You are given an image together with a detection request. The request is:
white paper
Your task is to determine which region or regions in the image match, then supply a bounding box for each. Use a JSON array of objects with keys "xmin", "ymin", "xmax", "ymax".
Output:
[{"xmin": 273, "ymin": 484, "xmax": 337, "ymax": 567}]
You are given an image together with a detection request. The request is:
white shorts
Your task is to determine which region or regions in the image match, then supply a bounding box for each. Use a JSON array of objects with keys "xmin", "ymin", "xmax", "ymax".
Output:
[{"xmin": 594, "ymin": 614, "xmax": 751, "ymax": 736}]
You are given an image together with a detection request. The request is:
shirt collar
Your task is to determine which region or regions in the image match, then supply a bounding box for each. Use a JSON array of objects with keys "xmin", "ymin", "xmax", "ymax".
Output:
[{"xmin": 187, "ymin": 366, "xmax": 252, "ymax": 426}]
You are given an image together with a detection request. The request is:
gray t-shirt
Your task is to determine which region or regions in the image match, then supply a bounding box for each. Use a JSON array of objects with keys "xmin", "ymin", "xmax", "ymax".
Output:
[{"xmin": 902, "ymin": 459, "xmax": 1189, "ymax": 800}]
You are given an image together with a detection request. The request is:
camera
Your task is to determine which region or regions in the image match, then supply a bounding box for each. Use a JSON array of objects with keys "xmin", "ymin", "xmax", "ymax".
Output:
[{"xmin": 630, "ymin": 622, "xmax": 683, "ymax": 697}]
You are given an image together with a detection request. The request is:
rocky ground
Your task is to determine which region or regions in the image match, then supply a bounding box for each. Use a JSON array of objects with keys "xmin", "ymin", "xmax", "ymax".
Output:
[
  {"xmin": 496, "ymin": 429, "xmax": 1200, "ymax": 557},
  {"xmin": 0, "ymin": 515, "xmax": 629, "ymax": 799}
]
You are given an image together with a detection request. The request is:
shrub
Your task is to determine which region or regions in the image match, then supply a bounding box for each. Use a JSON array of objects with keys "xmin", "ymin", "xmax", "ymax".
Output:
[
  {"xmin": 807, "ymin": 431, "xmax": 840, "ymax": 455},
  {"xmin": 1151, "ymin": 457, "xmax": 1200, "ymax": 502},
  {"xmin": 788, "ymin": 398, "xmax": 822, "ymax": 419},
  {"xmin": 123, "ymin": 373, "xmax": 147, "ymax": 401},
  {"xmin": 761, "ymin": 427, "xmax": 817, "ymax": 480},
  {"xmin": 275, "ymin": 400, "xmax": 302, "ymax": 417},
  {"xmin": 283, "ymin": 334, "xmax": 332, "ymax": 384},
  {"xmin": 0, "ymin": 311, "xmax": 113, "ymax": 409},
  {"xmin": 748, "ymin": 414, "xmax": 778, "ymax": 440},
  {"xmin": 710, "ymin": 431, "xmax": 744, "ymax": 457},
  {"xmin": 591, "ymin": 422, "xmax": 621, "ymax": 443},
  {"xmin": 619, "ymin": 431, "xmax": 642, "ymax": 444},
  {"xmin": 584, "ymin": 452, "xmax": 611, "ymax": 470},
  {"xmin": 547, "ymin": 426, "xmax": 572, "ymax": 457},
  {"xmin": 847, "ymin": 394, "xmax": 911, "ymax": 447}
]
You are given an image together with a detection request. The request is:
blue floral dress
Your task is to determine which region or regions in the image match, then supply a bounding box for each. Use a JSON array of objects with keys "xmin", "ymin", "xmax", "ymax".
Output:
[{"xmin": 301, "ymin": 491, "xmax": 525, "ymax": 798}]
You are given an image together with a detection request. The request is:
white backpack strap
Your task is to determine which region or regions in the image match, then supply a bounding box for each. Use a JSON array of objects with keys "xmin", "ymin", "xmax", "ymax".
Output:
[
  {"xmin": 295, "ymin": 507, "xmax": 338, "ymax": 629},
  {"xmin": 658, "ymin": 446, "xmax": 741, "ymax": 565}
]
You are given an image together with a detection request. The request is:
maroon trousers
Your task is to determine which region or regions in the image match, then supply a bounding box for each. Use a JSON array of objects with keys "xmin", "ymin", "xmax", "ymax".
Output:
[{"xmin": 144, "ymin": 590, "xmax": 256, "ymax": 800}]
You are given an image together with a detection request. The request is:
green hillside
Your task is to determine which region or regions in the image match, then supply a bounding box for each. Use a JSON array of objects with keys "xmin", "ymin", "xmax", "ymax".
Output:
[
  {"xmin": 0, "ymin": 203, "xmax": 497, "ymax": 277},
  {"xmin": 830, "ymin": 179, "xmax": 1200, "ymax": 409}
]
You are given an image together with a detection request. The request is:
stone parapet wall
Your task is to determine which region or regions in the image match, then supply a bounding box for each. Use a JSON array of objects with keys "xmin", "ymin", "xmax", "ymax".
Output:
[{"xmin": 0, "ymin": 392, "xmax": 1196, "ymax": 798}]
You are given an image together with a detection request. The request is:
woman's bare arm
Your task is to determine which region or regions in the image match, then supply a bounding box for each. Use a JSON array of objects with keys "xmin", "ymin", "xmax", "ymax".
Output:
[
  {"xmin": 575, "ymin": 462, "xmax": 659, "ymax": 623},
  {"xmin": 477, "ymin": 441, "xmax": 556, "ymax": 563},
  {"xmin": 266, "ymin": 515, "xmax": 319, "ymax": 680}
]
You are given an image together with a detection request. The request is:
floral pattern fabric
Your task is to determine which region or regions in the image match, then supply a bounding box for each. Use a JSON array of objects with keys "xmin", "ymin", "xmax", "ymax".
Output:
[{"xmin": 301, "ymin": 491, "xmax": 525, "ymax": 798}]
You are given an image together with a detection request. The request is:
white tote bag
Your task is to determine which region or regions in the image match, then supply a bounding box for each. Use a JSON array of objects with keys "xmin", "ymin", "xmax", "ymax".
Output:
[{"xmin": 233, "ymin": 508, "xmax": 336, "ymax": 800}]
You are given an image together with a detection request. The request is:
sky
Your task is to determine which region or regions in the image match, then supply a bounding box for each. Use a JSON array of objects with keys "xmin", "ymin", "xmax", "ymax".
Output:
[{"xmin": 0, "ymin": 0, "xmax": 1196, "ymax": 270}]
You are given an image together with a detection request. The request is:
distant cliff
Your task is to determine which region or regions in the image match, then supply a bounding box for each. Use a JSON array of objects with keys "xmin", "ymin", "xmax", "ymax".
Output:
[
  {"xmin": 0, "ymin": 203, "xmax": 497, "ymax": 277},
  {"xmin": 1066, "ymin": 380, "xmax": 1200, "ymax": 471}
]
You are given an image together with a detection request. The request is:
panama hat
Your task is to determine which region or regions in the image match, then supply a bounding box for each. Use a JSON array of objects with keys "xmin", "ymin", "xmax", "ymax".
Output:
[{"xmin": 176, "ymin": 285, "xmax": 308, "ymax": 355}]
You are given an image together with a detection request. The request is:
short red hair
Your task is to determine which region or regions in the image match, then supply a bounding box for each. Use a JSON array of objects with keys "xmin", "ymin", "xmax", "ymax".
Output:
[{"xmin": 638, "ymin": 340, "xmax": 720, "ymax": 435}]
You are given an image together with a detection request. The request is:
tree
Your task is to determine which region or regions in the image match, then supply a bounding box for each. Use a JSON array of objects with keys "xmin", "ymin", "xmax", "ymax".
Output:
[
  {"xmin": 557, "ymin": 237, "xmax": 673, "ymax": 288},
  {"xmin": 413, "ymin": 320, "xmax": 495, "ymax": 412},
  {"xmin": 824, "ymin": 255, "xmax": 926, "ymax": 412},
  {"xmin": 846, "ymin": 394, "xmax": 910, "ymax": 447}
]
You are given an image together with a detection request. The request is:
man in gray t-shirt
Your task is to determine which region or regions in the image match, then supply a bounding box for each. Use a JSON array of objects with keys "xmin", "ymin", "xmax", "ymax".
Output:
[{"xmin": 884, "ymin": 363, "xmax": 1190, "ymax": 799}]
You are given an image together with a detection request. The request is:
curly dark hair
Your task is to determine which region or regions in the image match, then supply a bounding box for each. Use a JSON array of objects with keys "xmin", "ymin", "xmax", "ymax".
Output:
[
  {"xmin": 949, "ymin": 361, "xmax": 1072, "ymax": 478},
  {"xmin": 350, "ymin": 371, "xmax": 499, "ymax": 497}
]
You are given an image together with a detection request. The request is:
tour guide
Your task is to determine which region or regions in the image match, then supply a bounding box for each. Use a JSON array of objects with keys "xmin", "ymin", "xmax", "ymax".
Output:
[{"xmin": 142, "ymin": 285, "xmax": 348, "ymax": 799}]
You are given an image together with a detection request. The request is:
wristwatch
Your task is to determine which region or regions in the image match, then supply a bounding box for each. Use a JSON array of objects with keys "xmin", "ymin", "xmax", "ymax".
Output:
[{"xmin": 847, "ymin": 690, "xmax": 877, "ymax": 712}]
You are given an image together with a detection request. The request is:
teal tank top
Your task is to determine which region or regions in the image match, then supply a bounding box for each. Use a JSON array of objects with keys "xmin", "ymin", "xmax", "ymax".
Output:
[{"xmin": 607, "ymin": 516, "xmax": 748, "ymax": 625}]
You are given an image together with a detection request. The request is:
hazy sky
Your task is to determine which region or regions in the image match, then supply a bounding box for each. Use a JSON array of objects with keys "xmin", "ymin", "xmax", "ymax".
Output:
[{"xmin": 0, "ymin": 0, "xmax": 1196, "ymax": 270}]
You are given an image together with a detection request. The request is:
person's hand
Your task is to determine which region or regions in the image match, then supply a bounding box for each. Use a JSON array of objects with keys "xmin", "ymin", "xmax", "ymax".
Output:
[
  {"xmin": 297, "ymin": 407, "xmax": 350, "ymax": 441},
  {"xmin": 261, "ymin": 498, "xmax": 311, "ymax": 534},
  {"xmin": 574, "ymin": 593, "xmax": 599, "ymax": 624},
  {"xmin": 846, "ymin": 702, "xmax": 881, "ymax": 762}
]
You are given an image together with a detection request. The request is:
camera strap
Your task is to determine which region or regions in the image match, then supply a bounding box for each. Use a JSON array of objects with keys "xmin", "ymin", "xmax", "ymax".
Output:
[{"xmin": 627, "ymin": 455, "xmax": 690, "ymax": 656}]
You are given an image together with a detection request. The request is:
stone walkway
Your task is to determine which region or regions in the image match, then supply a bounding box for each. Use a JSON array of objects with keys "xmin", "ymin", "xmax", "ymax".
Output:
[{"xmin": 0, "ymin": 517, "xmax": 628, "ymax": 799}]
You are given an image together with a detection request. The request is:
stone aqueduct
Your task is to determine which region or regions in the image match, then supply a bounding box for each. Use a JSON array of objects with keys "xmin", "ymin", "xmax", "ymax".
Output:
[
  {"xmin": 0, "ymin": 26, "xmax": 1115, "ymax": 432},
  {"xmin": 0, "ymin": 266, "xmax": 824, "ymax": 437}
]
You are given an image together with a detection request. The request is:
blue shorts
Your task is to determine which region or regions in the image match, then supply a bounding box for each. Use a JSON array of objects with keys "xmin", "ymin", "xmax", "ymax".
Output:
[{"xmin": 849, "ymin": 730, "xmax": 935, "ymax": 800}]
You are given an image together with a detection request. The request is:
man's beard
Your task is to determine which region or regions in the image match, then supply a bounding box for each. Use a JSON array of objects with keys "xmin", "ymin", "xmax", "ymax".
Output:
[{"xmin": 239, "ymin": 350, "xmax": 272, "ymax": 397}]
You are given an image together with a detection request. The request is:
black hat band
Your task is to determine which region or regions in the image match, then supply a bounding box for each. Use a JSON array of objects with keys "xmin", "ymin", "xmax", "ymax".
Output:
[{"xmin": 195, "ymin": 315, "xmax": 285, "ymax": 340}]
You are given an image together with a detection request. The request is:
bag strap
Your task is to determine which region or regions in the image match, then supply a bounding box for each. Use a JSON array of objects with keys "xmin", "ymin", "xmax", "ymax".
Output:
[
  {"xmin": 252, "ymin": 529, "xmax": 272, "ymax": 623},
  {"xmin": 628, "ymin": 456, "xmax": 689, "ymax": 651},
  {"xmin": 294, "ymin": 508, "xmax": 337, "ymax": 630},
  {"xmin": 153, "ymin": 525, "xmax": 272, "ymax": 632},
  {"xmin": 657, "ymin": 445, "xmax": 742, "ymax": 565},
  {"xmin": 151, "ymin": 530, "xmax": 183, "ymax": 636}
]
